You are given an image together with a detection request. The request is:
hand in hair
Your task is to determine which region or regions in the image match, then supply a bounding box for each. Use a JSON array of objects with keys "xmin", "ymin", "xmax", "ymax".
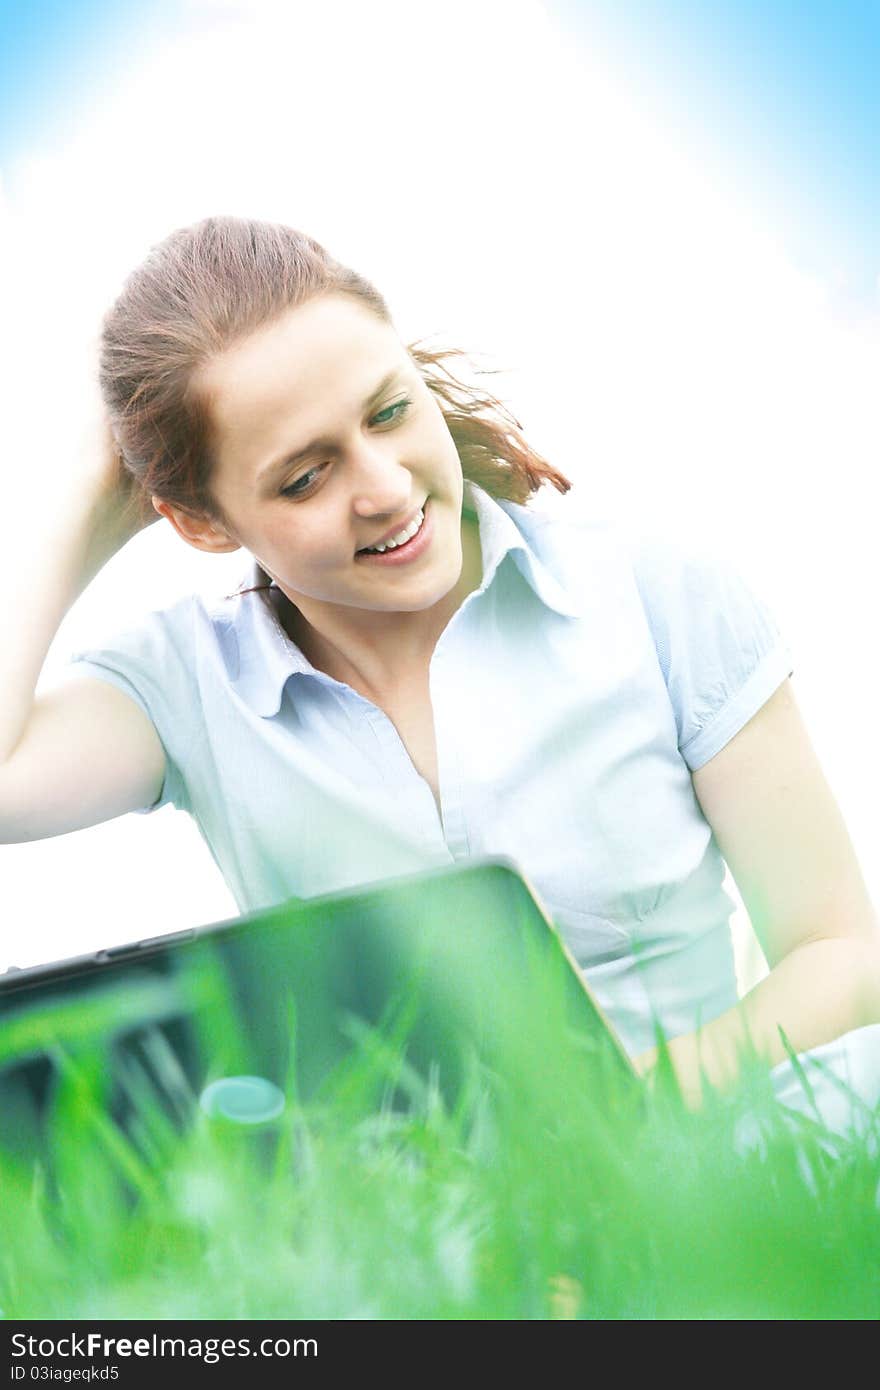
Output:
[
  {"xmin": 67, "ymin": 409, "xmax": 162, "ymax": 590},
  {"xmin": 94, "ymin": 415, "xmax": 163, "ymax": 543}
]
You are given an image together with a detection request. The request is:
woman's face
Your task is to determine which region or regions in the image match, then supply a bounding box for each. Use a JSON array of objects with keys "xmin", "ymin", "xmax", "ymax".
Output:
[{"xmin": 181, "ymin": 293, "xmax": 470, "ymax": 622}]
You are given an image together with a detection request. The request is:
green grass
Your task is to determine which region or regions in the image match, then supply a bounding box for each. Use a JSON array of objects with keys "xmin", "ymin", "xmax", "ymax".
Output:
[{"xmin": 1, "ymin": 930, "xmax": 879, "ymax": 1320}]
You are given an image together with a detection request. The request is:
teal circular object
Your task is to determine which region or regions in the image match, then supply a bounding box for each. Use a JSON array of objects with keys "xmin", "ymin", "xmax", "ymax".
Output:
[{"xmin": 199, "ymin": 1075, "xmax": 286, "ymax": 1126}]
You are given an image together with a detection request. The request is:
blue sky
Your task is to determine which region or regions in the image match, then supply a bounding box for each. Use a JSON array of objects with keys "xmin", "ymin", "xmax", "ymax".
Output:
[
  {"xmin": 1, "ymin": 1, "xmax": 878, "ymax": 302},
  {"xmin": 555, "ymin": 0, "xmax": 880, "ymax": 302},
  {"xmin": 0, "ymin": 1, "xmax": 172, "ymax": 155}
]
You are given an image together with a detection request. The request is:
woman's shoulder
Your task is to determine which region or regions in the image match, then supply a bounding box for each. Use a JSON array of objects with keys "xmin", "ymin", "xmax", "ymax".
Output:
[
  {"xmin": 66, "ymin": 560, "xmax": 265, "ymax": 686},
  {"xmin": 495, "ymin": 486, "xmax": 626, "ymax": 569},
  {"xmin": 498, "ymin": 491, "xmax": 690, "ymax": 623},
  {"xmin": 505, "ymin": 491, "xmax": 785, "ymax": 648},
  {"xmin": 510, "ymin": 493, "xmax": 752, "ymax": 602}
]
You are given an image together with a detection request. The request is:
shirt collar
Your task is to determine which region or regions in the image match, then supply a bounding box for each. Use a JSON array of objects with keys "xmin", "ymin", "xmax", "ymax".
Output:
[
  {"xmin": 229, "ymin": 480, "xmax": 582, "ymax": 717},
  {"xmin": 463, "ymin": 480, "xmax": 582, "ymax": 621}
]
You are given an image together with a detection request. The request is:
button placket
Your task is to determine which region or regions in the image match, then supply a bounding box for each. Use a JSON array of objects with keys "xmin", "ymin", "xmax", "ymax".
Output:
[
  {"xmin": 363, "ymin": 705, "xmax": 448, "ymax": 849},
  {"xmin": 428, "ymin": 639, "xmax": 471, "ymax": 862}
]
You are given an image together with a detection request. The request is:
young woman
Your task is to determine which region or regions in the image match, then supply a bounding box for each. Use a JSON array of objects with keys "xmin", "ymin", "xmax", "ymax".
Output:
[{"xmin": 2, "ymin": 216, "xmax": 878, "ymax": 1126}]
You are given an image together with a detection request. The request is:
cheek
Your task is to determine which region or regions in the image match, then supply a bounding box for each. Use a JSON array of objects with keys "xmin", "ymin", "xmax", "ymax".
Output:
[
  {"xmin": 420, "ymin": 420, "xmax": 461, "ymax": 480},
  {"xmin": 278, "ymin": 518, "xmax": 349, "ymax": 574},
  {"xmin": 441, "ymin": 423, "xmax": 463, "ymax": 471},
  {"xmin": 418, "ymin": 394, "xmax": 455, "ymax": 449}
]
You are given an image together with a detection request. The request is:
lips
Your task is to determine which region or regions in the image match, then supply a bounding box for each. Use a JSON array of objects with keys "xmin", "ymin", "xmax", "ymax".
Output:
[
  {"xmin": 354, "ymin": 497, "xmax": 434, "ymax": 566},
  {"xmin": 356, "ymin": 501, "xmax": 428, "ymax": 554}
]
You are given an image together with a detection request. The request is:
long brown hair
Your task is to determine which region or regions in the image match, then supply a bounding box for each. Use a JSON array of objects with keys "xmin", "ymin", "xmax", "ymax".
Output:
[{"xmin": 100, "ymin": 216, "xmax": 571, "ymax": 533}]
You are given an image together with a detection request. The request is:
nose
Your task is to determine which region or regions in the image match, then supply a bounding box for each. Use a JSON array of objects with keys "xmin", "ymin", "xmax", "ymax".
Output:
[{"xmin": 349, "ymin": 437, "xmax": 414, "ymax": 520}]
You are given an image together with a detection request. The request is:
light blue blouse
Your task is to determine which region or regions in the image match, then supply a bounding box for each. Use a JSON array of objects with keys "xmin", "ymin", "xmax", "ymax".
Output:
[{"xmin": 68, "ymin": 480, "xmax": 878, "ymax": 1131}]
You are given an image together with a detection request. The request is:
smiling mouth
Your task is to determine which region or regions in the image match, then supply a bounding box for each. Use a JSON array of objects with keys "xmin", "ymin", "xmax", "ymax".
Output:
[{"xmin": 356, "ymin": 501, "xmax": 428, "ymax": 556}]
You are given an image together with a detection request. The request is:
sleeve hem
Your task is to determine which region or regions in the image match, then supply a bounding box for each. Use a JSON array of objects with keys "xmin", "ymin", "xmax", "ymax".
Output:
[
  {"xmin": 67, "ymin": 658, "xmax": 187, "ymax": 815},
  {"xmin": 680, "ymin": 644, "xmax": 794, "ymax": 772}
]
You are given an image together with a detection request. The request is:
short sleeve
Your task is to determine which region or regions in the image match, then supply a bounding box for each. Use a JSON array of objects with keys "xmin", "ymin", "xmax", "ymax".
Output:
[
  {"xmin": 66, "ymin": 603, "xmax": 194, "ymax": 815},
  {"xmin": 628, "ymin": 534, "xmax": 795, "ymax": 772}
]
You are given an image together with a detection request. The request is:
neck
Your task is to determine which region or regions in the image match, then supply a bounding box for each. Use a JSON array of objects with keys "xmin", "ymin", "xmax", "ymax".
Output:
[{"xmin": 278, "ymin": 509, "xmax": 482, "ymax": 697}]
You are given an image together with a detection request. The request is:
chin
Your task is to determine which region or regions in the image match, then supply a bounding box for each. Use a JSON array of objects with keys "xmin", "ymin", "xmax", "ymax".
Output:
[{"xmin": 398, "ymin": 574, "xmax": 459, "ymax": 613}]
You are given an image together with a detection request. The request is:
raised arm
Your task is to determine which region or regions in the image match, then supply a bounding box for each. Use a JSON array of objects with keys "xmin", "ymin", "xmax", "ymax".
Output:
[{"xmin": 0, "ymin": 412, "xmax": 168, "ymax": 842}]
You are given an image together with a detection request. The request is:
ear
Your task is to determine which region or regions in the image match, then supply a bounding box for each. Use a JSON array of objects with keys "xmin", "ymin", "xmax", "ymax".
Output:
[{"xmin": 151, "ymin": 496, "xmax": 241, "ymax": 554}]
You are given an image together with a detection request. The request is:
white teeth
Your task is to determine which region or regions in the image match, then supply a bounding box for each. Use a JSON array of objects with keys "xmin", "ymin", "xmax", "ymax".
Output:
[{"xmin": 362, "ymin": 507, "xmax": 424, "ymax": 554}]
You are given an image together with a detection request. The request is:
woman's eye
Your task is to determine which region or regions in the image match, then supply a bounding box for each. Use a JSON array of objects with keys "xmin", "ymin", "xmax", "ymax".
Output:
[
  {"xmin": 370, "ymin": 398, "xmax": 412, "ymax": 427},
  {"xmin": 278, "ymin": 401, "xmax": 411, "ymax": 499},
  {"xmin": 280, "ymin": 462, "xmax": 327, "ymax": 498}
]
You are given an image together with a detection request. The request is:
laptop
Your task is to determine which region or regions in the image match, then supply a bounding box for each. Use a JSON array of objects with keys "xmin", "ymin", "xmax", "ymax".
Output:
[{"xmin": 0, "ymin": 857, "xmax": 642, "ymax": 1182}]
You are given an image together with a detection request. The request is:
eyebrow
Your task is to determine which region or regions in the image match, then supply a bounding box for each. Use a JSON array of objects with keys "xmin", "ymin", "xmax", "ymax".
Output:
[{"xmin": 256, "ymin": 369, "xmax": 408, "ymax": 487}]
